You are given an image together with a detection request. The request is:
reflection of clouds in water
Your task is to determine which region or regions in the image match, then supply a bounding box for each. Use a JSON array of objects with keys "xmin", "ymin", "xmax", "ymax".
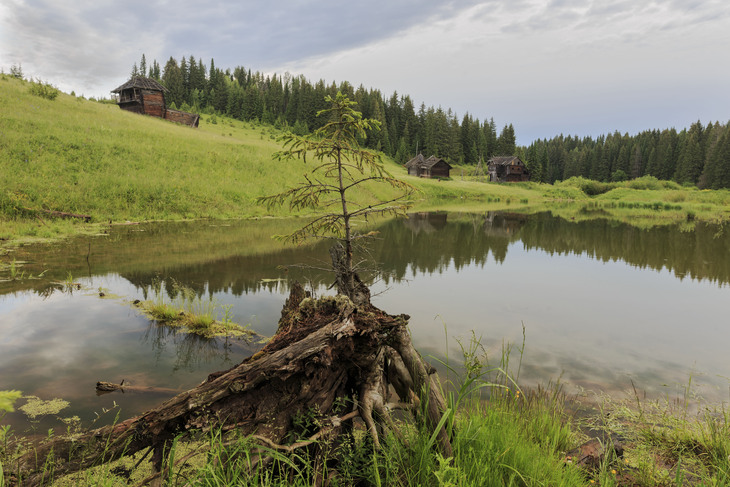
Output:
[
  {"xmin": 140, "ymin": 320, "xmax": 257, "ymax": 373},
  {"xmin": 0, "ymin": 286, "xmax": 258, "ymax": 429},
  {"xmin": 3, "ymin": 213, "xmax": 730, "ymax": 427}
]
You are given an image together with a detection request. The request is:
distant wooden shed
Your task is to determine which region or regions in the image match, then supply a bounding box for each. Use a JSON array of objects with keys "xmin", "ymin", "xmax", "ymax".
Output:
[
  {"xmin": 111, "ymin": 77, "xmax": 200, "ymax": 128},
  {"xmin": 487, "ymin": 156, "xmax": 530, "ymax": 182},
  {"xmin": 405, "ymin": 154, "xmax": 452, "ymax": 179}
]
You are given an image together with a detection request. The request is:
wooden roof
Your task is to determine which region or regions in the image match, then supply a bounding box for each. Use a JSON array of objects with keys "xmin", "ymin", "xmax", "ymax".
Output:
[
  {"xmin": 488, "ymin": 156, "xmax": 522, "ymax": 166},
  {"xmin": 111, "ymin": 76, "xmax": 168, "ymax": 93},
  {"xmin": 405, "ymin": 154, "xmax": 451, "ymax": 169},
  {"xmin": 405, "ymin": 154, "xmax": 426, "ymax": 168},
  {"xmin": 422, "ymin": 155, "xmax": 451, "ymax": 169}
]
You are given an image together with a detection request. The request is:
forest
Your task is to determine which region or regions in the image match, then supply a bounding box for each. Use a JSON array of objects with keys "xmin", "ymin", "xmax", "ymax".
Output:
[{"xmin": 133, "ymin": 54, "xmax": 730, "ymax": 189}]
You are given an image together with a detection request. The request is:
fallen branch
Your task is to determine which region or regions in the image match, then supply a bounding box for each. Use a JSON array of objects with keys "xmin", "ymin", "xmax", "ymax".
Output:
[
  {"xmin": 95, "ymin": 381, "xmax": 181, "ymax": 396},
  {"xmin": 23, "ymin": 207, "xmax": 92, "ymax": 222}
]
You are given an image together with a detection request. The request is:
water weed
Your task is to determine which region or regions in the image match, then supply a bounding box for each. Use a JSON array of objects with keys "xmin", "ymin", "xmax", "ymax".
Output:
[{"xmin": 136, "ymin": 279, "xmax": 254, "ymax": 339}]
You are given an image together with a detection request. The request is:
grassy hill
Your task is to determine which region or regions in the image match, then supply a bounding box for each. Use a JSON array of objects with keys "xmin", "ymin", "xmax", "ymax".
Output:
[
  {"xmin": 0, "ymin": 75, "xmax": 544, "ymax": 242},
  {"xmin": 2, "ymin": 74, "xmax": 730, "ymax": 246}
]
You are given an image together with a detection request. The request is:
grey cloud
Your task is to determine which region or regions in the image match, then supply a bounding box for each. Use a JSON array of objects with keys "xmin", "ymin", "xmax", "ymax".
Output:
[
  {"xmin": 134, "ymin": 0, "xmax": 485, "ymax": 67},
  {"xmin": 1, "ymin": 0, "xmax": 485, "ymax": 94},
  {"xmin": 586, "ymin": 0, "xmax": 638, "ymax": 18}
]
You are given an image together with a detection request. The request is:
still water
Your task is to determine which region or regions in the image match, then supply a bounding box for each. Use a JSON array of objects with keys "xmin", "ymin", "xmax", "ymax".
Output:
[{"xmin": 1, "ymin": 212, "xmax": 728, "ymax": 430}]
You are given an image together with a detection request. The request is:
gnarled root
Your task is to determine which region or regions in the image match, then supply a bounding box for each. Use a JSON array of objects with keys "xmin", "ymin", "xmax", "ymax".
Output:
[{"xmin": 9, "ymin": 282, "xmax": 452, "ymax": 486}]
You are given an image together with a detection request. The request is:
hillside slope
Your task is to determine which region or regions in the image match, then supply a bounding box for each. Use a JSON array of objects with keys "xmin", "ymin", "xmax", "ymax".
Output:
[
  {"xmin": 1, "ymin": 76, "xmax": 314, "ymax": 222},
  {"xmin": 1, "ymin": 76, "xmax": 546, "ymax": 236}
]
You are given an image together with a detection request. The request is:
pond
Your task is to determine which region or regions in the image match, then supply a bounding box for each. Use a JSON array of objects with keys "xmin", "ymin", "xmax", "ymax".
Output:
[{"xmin": 1, "ymin": 211, "xmax": 729, "ymax": 431}]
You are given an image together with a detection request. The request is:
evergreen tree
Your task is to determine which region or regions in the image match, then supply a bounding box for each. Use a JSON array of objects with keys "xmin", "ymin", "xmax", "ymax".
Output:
[
  {"xmin": 140, "ymin": 54, "xmax": 147, "ymax": 78},
  {"xmin": 484, "ymin": 118, "xmax": 498, "ymax": 159},
  {"xmin": 630, "ymin": 144, "xmax": 643, "ymax": 179},
  {"xmin": 149, "ymin": 60, "xmax": 161, "ymax": 80},
  {"xmin": 180, "ymin": 57, "xmax": 189, "ymax": 102},
  {"xmin": 161, "ymin": 57, "xmax": 184, "ymax": 107},
  {"xmin": 700, "ymin": 124, "xmax": 730, "ymax": 189},
  {"xmin": 615, "ymin": 145, "xmax": 630, "ymax": 177},
  {"xmin": 535, "ymin": 145, "xmax": 548, "ymax": 182},
  {"xmin": 497, "ymin": 124, "xmax": 516, "ymax": 155},
  {"xmin": 258, "ymin": 92, "xmax": 414, "ymax": 302},
  {"xmin": 673, "ymin": 122, "xmax": 704, "ymax": 185},
  {"xmin": 401, "ymin": 95, "xmax": 417, "ymax": 155}
]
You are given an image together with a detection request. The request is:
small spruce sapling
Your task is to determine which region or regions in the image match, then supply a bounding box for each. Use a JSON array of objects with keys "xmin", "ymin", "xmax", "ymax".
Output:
[{"xmin": 258, "ymin": 92, "xmax": 415, "ymax": 303}]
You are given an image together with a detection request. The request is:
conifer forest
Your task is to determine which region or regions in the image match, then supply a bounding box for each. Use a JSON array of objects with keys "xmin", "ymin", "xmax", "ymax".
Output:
[{"xmin": 135, "ymin": 54, "xmax": 730, "ymax": 189}]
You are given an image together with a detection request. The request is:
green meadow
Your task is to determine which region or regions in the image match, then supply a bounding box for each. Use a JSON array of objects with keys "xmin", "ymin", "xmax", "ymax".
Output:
[
  {"xmin": 3, "ymin": 74, "xmax": 730, "ymax": 247},
  {"xmin": 3, "ymin": 75, "xmax": 730, "ymax": 485}
]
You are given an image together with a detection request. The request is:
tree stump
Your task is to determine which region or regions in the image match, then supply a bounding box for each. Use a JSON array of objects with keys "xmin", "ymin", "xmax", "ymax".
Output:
[{"xmin": 9, "ymin": 282, "xmax": 452, "ymax": 486}]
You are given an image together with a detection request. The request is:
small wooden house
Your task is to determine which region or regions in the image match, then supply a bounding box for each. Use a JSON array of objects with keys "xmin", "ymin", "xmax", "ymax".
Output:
[
  {"xmin": 487, "ymin": 156, "xmax": 530, "ymax": 182},
  {"xmin": 404, "ymin": 154, "xmax": 452, "ymax": 179},
  {"xmin": 111, "ymin": 77, "xmax": 200, "ymax": 128}
]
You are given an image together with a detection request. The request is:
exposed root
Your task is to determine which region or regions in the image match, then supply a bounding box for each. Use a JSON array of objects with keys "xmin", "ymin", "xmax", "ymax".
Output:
[{"xmin": 9, "ymin": 282, "xmax": 452, "ymax": 486}]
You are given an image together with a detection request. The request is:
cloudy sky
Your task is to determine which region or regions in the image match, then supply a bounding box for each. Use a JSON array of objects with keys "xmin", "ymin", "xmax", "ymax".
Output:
[{"xmin": 2, "ymin": 0, "xmax": 729, "ymax": 144}]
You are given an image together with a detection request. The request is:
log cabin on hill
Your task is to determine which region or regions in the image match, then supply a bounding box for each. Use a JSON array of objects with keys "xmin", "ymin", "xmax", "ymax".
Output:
[
  {"xmin": 111, "ymin": 77, "xmax": 200, "ymax": 128},
  {"xmin": 405, "ymin": 154, "xmax": 452, "ymax": 178},
  {"xmin": 487, "ymin": 156, "xmax": 530, "ymax": 182}
]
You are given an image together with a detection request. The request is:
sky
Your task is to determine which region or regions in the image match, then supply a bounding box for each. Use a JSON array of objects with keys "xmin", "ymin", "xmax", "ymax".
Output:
[{"xmin": 1, "ymin": 0, "xmax": 729, "ymax": 144}]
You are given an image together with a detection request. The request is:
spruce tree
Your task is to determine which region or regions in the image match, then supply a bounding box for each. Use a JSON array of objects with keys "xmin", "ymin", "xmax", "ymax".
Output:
[
  {"xmin": 497, "ymin": 123, "xmax": 516, "ymax": 155},
  {"xmin": 161, "ymin": 57, "xmax": 184, "ymax": 107},
  {"xmin": 258, "ymin": 93, "xmax": 415, "ymax": 302}
]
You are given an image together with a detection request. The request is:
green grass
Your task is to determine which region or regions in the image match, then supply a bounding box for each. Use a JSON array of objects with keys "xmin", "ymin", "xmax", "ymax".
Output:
[
  {"xmin": 4, "ymin": 74, "xmax": 730, "ymax": 248},
  {"xmin": 0, "ymin": 75, "xmax": 306, "ymax": 223},
  {"xmin": 40, "ymin": 388, "xmax": 588, "ymax": 487},
  {"xmin": 135, "ymin": 279, "xmax": 253, "ymax": 339},
  {"xmin": 575, "ymin": 390, "xmax": 730, "ymax": 487}
]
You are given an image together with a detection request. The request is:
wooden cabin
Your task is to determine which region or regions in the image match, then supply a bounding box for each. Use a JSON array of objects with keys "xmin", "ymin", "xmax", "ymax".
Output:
[
  {"xmin": 111, "ymin": 77, "xmax": 200, "ymax": 128},
  {"xmin": 487, "ymin": 156, "xmax": 530, "ymax": 182},
  {"xmin": 404, "ymin": 154, "xmax": 452, "ymax": 179}
]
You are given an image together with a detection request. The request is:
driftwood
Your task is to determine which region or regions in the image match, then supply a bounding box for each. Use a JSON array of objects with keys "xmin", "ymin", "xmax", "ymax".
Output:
[
  {"xmin": 10, "ymin": 282, "xmax": 453, "ymax": 486},
  {"xmin": 23, "ymin": 207, "xmax": 92, "ymax": 222},
  {"xmin": 95, "ymin": 381, "xmax": 181, "ymax": 396}
]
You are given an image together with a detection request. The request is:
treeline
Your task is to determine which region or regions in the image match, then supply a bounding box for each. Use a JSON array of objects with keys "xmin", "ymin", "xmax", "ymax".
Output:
[
  {"xmin": 131, "ymin": 55, "xmax": 730, "ymax": 189},
  {"xmin": 524, "ymin": 122, "xmax": 730, "ymax": 189},
  {"xmin": 131, "ymin": 54, "xmax": 516, "ymax": 165}
]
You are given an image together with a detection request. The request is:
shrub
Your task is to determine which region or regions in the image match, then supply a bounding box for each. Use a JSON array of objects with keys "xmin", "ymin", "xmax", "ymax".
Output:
[
  {"xmin": 626, "ymin": 176, "xmax": 663, "ymax": 191},
  {"xmin": 28, "ymin": 79, "xmax": 59, "ymax": 100},
  {"xmin": 611, "ymin": 169, "xmax": 628, "ymax": 182},
  {"xmin": 10, "ymin": 63, "xmax": 23, "ymax": 79},
  {"xmin": 560, "ymin": 177, "xmax": 614, "ymax": 196}
]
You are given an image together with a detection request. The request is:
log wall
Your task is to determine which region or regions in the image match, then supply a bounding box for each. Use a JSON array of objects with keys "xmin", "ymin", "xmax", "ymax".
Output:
[
  {"xmin": 164, "ymin": 109, "xmax": 200, "ymax": 128},
  {"xmin": 141, "ymin": 91, "xmax": 166, "ymax": 118}
]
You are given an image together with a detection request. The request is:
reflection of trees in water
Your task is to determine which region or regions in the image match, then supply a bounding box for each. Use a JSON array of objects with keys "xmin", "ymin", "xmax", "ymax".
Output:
[
  {"xmin": 375, "ymin": 212, "xmax": 513, "ymax": 283},
  {"xmin": 519, "ymin": 216, "xmax": 730, "ymax": 286},
  {"xmin": 120, "ymin": 213, "xmax": 518, "ymax": 296},
  {"xmin": 120, "ymin": 212, "xmax": 730, "ymax": 298},
  {"xmin": 141, "ymin": 321, "xmax": 257, "ymax": 372},
  {"xmin": 5, "ymin": 213, "xmax": 729, "ymax": 299},
  {"xmin": 24, "ymin": 212, "xmax": 725, "ymax": 302},
  {"xmin": 123, "ymin": 243, "xmax": 335, "ymax": 300}
]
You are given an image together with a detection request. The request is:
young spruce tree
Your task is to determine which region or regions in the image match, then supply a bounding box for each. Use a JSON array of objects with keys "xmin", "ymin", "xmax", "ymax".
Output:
[{"xmin": 259, "ymin": 92, "xmax": 415, "ymax": 304}]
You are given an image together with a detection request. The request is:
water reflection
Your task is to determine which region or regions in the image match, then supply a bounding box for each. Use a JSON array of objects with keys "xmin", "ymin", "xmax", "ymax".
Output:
[
  {"xmin": 4, "ymin": 212, "xmax": 729, "ymax": 297},
  {"xmin": 141, "ymin": 320, "xmax": 247, "ymax": 373},
  {"xmin": 2, "ymin": 211, "xmax": 729, "ymax": 431}
]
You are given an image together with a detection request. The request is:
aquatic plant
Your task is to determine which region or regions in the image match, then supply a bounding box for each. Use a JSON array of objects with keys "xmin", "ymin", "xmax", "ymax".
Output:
[{"xmin": 136, "ymin": 280, "xmax": 252, "ymax": 339}]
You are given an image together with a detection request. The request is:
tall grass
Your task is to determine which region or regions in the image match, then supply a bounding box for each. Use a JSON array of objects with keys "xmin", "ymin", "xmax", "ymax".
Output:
[
  {"xmin": 585, "ymin": 391, "xmax": 730, "ymax": 486},
  {"xmin": 137, "ymin": 279, "xmax": 252, "ymax": 338}
]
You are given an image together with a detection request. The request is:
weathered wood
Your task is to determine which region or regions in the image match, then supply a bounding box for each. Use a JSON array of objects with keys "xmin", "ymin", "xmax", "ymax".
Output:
[
  {"xmin": 95, "ymin": 381, "xmax": 180, "ymax": 395},
  {"xmin": 329, "ymin": 243, "xmax": 371, "ymax": 307},
  {"xmin": 10, "ymin": 282, "xmax": 452, "ymax": 486},
  {"xmin": 23, "ymin": 208, "xmax": 92, "ymax": 222}
]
